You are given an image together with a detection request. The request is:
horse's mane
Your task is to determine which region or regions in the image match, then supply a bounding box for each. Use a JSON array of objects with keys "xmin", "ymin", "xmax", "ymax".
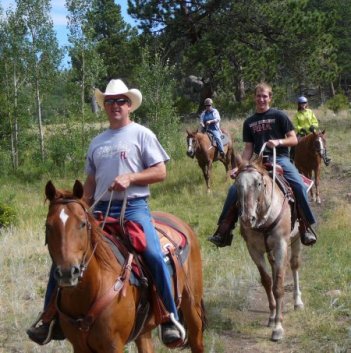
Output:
[
  {"xmin": 237, "ymin": 158, "xmax": 268, "ymax": 176},
  {"xmin": 87, "ymin": 213, "xmax": 118, "ymax": 271}
]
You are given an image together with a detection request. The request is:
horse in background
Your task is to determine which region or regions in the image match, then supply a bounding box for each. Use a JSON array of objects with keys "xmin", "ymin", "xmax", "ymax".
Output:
[
  {"xmin": 294, "ymin": 130, "xmax": 330, "ymax": 204},
  {"xmin": 42, "ymin": 180, "xmax": 205, "ymax": 353},
  {"xmin": 186, "ymin": 129, "xmax": 235, "ymax": 192},
  {"xmin": 235, "ymin": 156, "xmax": 304, "ymax": 341}
]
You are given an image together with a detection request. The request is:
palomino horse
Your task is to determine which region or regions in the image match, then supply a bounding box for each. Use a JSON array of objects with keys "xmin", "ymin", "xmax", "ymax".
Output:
[
  {"xmin": 43, "ymin": 180, "xmax": 205, "ymax": 353},
  {"xmin": 294, "ymin": 130, "xmax": 329, "ymax": 204},
  {"xmin": 235, "ymin": 156, "xmax": 303, "ymax": 341},
  {"xmin": 186, "ymin": 129, "xmax": 235, "ymax": 192}
]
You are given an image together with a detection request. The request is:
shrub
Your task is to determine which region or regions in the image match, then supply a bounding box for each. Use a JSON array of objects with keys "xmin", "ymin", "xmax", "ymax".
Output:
[
  {"xmin": 325, "ymin": 94, "xmax": 349, "ymax": 113},
  {"xmin": 0, "ymin": 203, "xmax": 17, "ymax": 228}
]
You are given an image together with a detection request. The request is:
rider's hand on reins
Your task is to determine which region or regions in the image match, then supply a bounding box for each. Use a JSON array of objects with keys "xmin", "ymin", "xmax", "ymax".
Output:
[
  {"xmin": 109, "ymin": 174, "xmax": 132, "ymax": 192},
  {"xmin": 267, "ymin": 139, "xmax": 281, "ymax": 149},
  {"xmin": 230, "ymin": 167, "xmax": 239, "ymax": 179}
]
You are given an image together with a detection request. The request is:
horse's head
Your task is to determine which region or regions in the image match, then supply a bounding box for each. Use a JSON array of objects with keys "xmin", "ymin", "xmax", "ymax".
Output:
[
  {"xmin": 313, "ymin": 130, "xmax": 330, "ymax": 166},
  {"xmin": 45, "ymin": 180, "xmax": 94, "ymax": 287},
  {"xmin": 186, "ymin": 129, "xmax": 197, "ymax": 158},
  {"xmin": 235, "ymin": 158, "xmax": 269, "ymax": 228}
]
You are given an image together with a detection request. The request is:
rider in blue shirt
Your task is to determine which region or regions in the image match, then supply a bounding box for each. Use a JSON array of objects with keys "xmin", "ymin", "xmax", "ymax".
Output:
[{"xmin": 199, "ymin": 98, "xmax": 225, "ymax": 158}]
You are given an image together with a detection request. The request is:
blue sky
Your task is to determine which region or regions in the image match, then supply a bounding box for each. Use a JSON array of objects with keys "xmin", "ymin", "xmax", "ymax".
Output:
[{"xmin": 2, "ymin": 0, "xmax": 137, "ymax": 67}]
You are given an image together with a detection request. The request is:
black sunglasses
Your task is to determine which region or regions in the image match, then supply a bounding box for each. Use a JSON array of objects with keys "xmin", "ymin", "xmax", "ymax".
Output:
[
  {"xmin": 104, "ymin": 98, "xmax": 130, "ymax": 106},
  {"xmin": 205, "ymin": 104, "xmax": 212, "ymax": 107}
]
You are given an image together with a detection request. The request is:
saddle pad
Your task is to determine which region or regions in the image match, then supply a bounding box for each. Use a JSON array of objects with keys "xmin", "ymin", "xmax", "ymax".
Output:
[
  {"xmin": 300, "ymin": 174, "xmax": 314, "ymax": 193},
  {"xmin": 152, "ymin": 211, "xmax": 187, "ymax": 252},
  {"xmin": 221, "ymin": 133, "xmax": 230, "ymax": 146}
]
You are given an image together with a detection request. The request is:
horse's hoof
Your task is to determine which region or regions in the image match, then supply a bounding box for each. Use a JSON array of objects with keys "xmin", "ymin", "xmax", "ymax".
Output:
[
  {"xmin": 271, "ymin": 327, "xmax": 284, "ymax": 341},
  {"xmin": 294, "ymin": 303, "xmax": 304, "ymax": 310}
]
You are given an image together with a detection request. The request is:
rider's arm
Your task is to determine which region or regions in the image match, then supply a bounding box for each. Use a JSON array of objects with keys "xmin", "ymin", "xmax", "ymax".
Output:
[
  {"xmin": 83, "ymin": 174, "xmax": 96, "ymax": 206},
  {"xmin": 292, "ymin": 113, "xmax": 302, "ymax": 133},
  {"xmin": 242, "ymin": 142, "xmax": 254, "ymax": 162},
  {"xmin": 267, "ymin": 130, "xmax": 298, "ymax": 149},
  {"xmin": 310, "ymin": 110, "xmax": 319, "ymax": 129},
  {"xmin": 109, "ymin": 162, "xmax": 167, "ymax": 192}
]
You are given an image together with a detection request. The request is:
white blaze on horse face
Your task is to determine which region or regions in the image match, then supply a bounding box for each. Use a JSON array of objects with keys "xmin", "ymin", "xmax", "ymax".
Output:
[
  {"xmin": 317, "ymin": 136, "xmax": 325, "ymax": 155},
  {"xmin": 60, "ymin": 208, "xmax": 69, "ymax": 226},
  {"xmin": 237, "ymin": 172, "xmax": 260, "ymax": 227},
  {"xmin": 187, "ymin": 137, "xmax": 193, "ymax": 153}
]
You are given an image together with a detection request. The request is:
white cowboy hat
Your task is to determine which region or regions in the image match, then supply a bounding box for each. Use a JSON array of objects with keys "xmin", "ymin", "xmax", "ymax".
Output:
[{"xmin": 95, "ymin": 79, "xmax": 142, "ymax": 112}]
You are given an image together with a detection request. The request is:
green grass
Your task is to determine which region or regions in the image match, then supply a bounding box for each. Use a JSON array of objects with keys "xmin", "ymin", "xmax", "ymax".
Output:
[{"xmin": 0, "ymin": 111, "xmax": 350, "ymax": 352}]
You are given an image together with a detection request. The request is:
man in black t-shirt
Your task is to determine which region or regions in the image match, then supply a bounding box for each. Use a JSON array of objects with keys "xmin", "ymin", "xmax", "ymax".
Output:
[{"xmin": 208, "ymin": 82, "xmax": 317, "ymax": 248}]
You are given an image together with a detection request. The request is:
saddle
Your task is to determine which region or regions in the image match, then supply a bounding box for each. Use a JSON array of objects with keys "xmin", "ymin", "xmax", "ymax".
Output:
[
  {"xmin": 264, "ymin": 162, "xmax": 298, "ymax": 230},
  {"xmin": 206, "ymin": 130, "xmax": 230, "ymax": 147},
  {"xmin": 95, "ymin": 211, "xmax": 189, "ymax": 343}
]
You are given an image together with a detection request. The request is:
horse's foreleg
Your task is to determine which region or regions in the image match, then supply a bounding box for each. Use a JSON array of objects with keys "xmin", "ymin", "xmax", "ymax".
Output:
[
  {"xmin": 290, "ymin": 234, "xmax": 304, "ymax": 309},
  {"xmin": 180, "ymin": 297, "xmax": 205, "ymax": 353},
  {"xmin": 270, "ymin": 241, "xmax": 288, "ymax": 342},
  {"xmin": 314, "ymin": 168, "xmax": 321, "ymax": 204},
  {"xmin": 249, "ymin": 249, "xmax": 276, "ymax": 327},
  {"xmin": 203, "ymin": 163, "xmax": 212, "ymax": 193},
  {"xmin": 134, "ymin": 331, "xmax": 154, "ymax": 353}
]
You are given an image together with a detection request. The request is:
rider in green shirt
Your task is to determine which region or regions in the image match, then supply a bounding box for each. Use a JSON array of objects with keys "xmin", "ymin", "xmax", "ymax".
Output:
[
  {"xmin": 292, "ymin": 96, "xmax": 319, "ymax": 136},
  {"xmin": 290, "ymin": 96, "xmax": 331, "ymax": 165}
]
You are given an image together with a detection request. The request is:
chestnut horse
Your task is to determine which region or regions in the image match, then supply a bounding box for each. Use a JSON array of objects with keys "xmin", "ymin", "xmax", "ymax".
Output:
[
  {"xmin": 294, "ymin": 130, "xmax": 329, "ymax": 204},
  {"xmin": 235, "ymin": 156, "xmax": 304, "ymax": 341},
  {"xmin": 43, "ymin": 180, "xmax": 205, "ymax": 353},
  {"xmin": 186, "ymin": 129, "xmax": 235, "ymax": 192}
]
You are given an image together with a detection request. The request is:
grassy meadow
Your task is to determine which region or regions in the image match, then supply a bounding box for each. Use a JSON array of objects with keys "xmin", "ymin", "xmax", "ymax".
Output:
[{"xmin": 0, "ymin": 109, "xmax": 350, "ymax": 353}]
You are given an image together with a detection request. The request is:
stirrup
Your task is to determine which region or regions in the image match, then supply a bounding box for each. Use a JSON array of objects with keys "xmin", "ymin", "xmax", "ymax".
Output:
[
  {"xmin": 159, "ymin": 313, "xmax": 186, "ymax": 348},
  {"xmin": 207, "ymin": 232, "xmax": 233, "ymax": 247},
  {"xmin": 27, "ymin": 312, "xmax": 55, "ymax": 345}
]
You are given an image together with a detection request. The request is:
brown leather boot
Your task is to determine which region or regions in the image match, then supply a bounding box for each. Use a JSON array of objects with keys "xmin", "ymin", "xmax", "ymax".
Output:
[
  {"xmin": 26, "ymin": 288, "xmax": 65, "ymax": 345},
  {"xmin": 299, "ymin": 221, "xmax": 317, "ymax": 246},
  {"xmin": 208, "ymin": 204, "xmax": 238, "ymax": 247},
  {"xmin": 26, "ymin": 312, "xmax": 65, "ymax": 345}
]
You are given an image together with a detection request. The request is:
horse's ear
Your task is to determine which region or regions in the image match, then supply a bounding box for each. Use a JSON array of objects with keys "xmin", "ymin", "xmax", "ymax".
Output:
[
  {"xmin": 256, "ymin": 154, "xmax": 264, "ymax": 166},
  {"xmin": 322, "ymin": 129, "xmax": 326, "ymax": 135},
  {"xmin": 73, "ymin": 180, "xmax": 84, "ymax": 199},
  {"xmin": 45, "ymin": 180, "xmax": 57, "ymax": 201}
]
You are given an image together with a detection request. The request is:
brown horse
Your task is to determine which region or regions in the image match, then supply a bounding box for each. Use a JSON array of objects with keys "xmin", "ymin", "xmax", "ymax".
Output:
[
  {"xmin": 235, "ymin": 156, "xmax": 304, "ymax": 341},
  {"xmin": 294, "ymin": 130, "xmax": 329, "ymax": 204},
  {"xmin": 186, "ymin": 129, "xmax": 235, "ymax": 192},
  {"xmin": 43, "ymin": 180, "xmax": 205, "ymax": 353}
]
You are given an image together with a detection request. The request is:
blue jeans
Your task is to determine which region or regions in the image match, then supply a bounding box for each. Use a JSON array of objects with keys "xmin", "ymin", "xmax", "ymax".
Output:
[
  {"xmin": 218, "ymin": 156, "xmax": 316, "ymax": 225},
  {"xmin": 208, "ymin": 128, "xmax": 224, "ymax": 153},
  {"xmin": 44, "ymin": 198, "xmax": 179, "ymax": 321},
  {"xmin": 94, "ymin": 198, "xmax": 179, "ymax": 321}
]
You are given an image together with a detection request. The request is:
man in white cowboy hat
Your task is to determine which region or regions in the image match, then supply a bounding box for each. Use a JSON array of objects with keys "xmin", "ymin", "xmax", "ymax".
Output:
[{"xmin": 26, "ymin": 79, "xmax": 185, "ymax": 346}]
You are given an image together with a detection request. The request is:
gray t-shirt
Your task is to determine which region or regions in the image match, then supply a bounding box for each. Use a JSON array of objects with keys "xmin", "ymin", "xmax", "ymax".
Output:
[{"xmin": 85, "ymin": 122, "xmax": 170, "ymax": 201}]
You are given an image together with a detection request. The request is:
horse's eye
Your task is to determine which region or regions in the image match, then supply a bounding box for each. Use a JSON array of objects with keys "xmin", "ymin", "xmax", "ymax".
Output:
[{"xmin": 79, "ymin": 221, "xmax": 87, "ymax": 230}]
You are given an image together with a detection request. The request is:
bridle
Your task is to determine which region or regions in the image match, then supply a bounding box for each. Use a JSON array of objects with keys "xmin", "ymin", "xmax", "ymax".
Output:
[
  {"xmin": 236, "ymin": 150, "xmax": 288, "ymax": 235},
  {"xmin": 47, "ymin": 198, "xmax": 97, "ymax": 280},
  {"xmin": 313, "ymin": 133, "xmax": 329, "ymax": 164},
  {"xmin": 186, "ymin": 134, "xmax": 198, "ymax": 157}
]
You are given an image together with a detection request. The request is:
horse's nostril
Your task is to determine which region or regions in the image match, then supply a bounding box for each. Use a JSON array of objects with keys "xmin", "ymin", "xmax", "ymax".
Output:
[
  {"xmin": 71, "ymin": 266, "xmax": 80, "ymax": 277},
  {"xmin": 54, "ymin": 266, "xmax": 63, "ymax": 280}
]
